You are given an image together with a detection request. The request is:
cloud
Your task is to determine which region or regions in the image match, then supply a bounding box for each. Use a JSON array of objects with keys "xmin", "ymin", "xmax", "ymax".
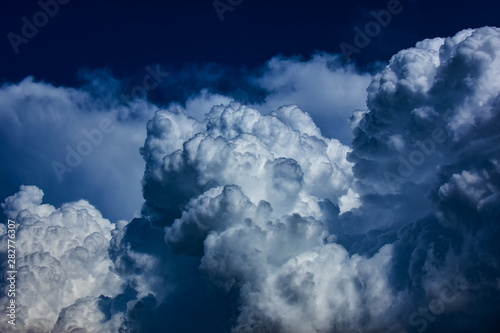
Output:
[
  {"xmin": 52, "ymin": 296, "xmax": 125, "ymax": 333},
  {"xmin": 250, "ymin": 53, "xmax": 373, "ymax": 143},
  {"xmin": 201, "ymin": 209, "xmax": 397, "ymax": 332},
  {"xmin": 130, "ymin": 101, "xmax": 403, "ymax": 332},
  {"xmin": 127, "ymin": 26, "xmax": 500, "ymax": 332},
  {"xmin": 343, "ymin": 26, "xmax": 500, "ymax": 332},
  {"xmin": 2, "ymin": 26, "xmax": 500, "ymax": 333},
  {"xmin": 345, "ymin": 26, "xmax": 500, "ymax": 230},
  {"xmin": 0, "ymin": 76, "xmax": 151, "ymax": 222},
  {"xmin": 0, "ymin": 185, "xmax": 124, "ymax": 332},
  {"xmin": 0, "ymin": 54, "xmax": 372, "ymax": 223}
]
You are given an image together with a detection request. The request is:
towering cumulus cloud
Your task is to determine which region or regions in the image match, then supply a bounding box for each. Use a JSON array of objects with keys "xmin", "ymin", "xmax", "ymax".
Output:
[
  {"xmin": 345, "ymin": 26, "xmax": 500, "ymax": 332},
  {"xmin": 124, "ymin": 26, "xmax": 500, "ymax": 332},
  {"xmin": 134, "ymin": 102, "xmax": 395, "ymax": 332},
  {"xmin": 2, "ymin": 26, "xmax": 500, "ymax": 332}
]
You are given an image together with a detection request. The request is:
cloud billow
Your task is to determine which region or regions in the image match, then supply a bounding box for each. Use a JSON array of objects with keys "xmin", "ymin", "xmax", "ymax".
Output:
[
  {"xmin": 129, "ymin": 101, "xmax": 395, "ymax": 332},
  {"xmin": 1, "ymin": 26, "xmax": 500, "ymax": 333},
  {"xmin": 132, "ymin": 26, "xmax": 500, "ymax": 332},
  {"xmin": 0, "ymin": 186, "xmax": 124, "ymax": 332}
]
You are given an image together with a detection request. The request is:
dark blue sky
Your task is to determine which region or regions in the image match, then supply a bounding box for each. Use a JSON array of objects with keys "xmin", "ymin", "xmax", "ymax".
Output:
[{"xmin": 1, "ymin": 0, "xmax": 498, "ymax": 87}]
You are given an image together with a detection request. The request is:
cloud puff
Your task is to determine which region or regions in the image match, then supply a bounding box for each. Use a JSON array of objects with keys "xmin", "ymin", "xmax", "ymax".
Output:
[
  {"xmin": 345, "ymin": 26, "xmax": 500, "ymax": 230},
  {"xmin": 141, "ymin": 102, "xmax": 356, "ymax": 228},
  {"xmin": 0, "ymin": 185, "xmax": 124, "ymax": 333},
  {"xmin": 200, "ymin": 201, "xmax": 396, "ymax": 332}
]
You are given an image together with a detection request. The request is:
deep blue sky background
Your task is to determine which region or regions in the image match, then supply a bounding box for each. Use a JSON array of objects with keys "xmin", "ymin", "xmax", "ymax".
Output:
[{"xmin": 1, "ymin": 0, "xmax": 499, "ymax": 88}]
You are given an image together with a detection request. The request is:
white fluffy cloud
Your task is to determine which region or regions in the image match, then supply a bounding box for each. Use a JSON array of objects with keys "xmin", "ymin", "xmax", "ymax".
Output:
[
  {"xmin": 346, "ymin": 26, "xmax": 500, "ymax": 230},
  {"xmin": 0, "ymin": 185, "xmax": 124, "ymax": 332},
  {"xmin": 136, "ymin": 101, "xmax": 402, "ymax": 331},
  {"xmin": 141, "ymin": 102, "xmax": 357, "ymax": 229}
]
